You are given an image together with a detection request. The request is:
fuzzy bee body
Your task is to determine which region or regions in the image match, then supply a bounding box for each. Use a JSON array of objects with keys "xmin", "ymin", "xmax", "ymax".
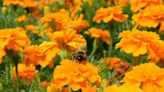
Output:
[{"xmin": 71, "ymin": 50, "xmax": 87, "ymax": 62}]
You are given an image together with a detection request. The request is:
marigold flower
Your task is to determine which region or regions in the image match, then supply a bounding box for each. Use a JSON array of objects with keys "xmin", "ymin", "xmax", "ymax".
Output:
[
  {"xmin": 12, "ymin": 63, "xmax": 36, "ymax": 83},
  {"xmin": 3, "ymin": 0, "xmax": 38, "ymax": 8},
  {"xmin": 123, "ymin": 63, "xmax": 164, "ymax": 92},
  {"xmin": 101, "ymin": 57, "xmax": 122, "ymax": 69},
  {"xmin": 85, "ymin": 28, "xmax": 111, "ymax": 45},
  {"xmin": 41, "ymin": 81, "xmax": 51, "ymax": 87},
  {"xmin": 116, "ymin": 29, "xmax": 163, "ymax": 62},
  {"xmin": 47, "ymin": 84, "xmax": 61, "ymax": 92},
  {"xmin": 130, "ymin": 0, "xmax": 163, "ymax": 12},
  {"xmin": 0, "ymin": 27, "xmax": 30, "ymax": 63},
  {"xmin": 119, "ymin": 0, "xmax": 129, "ymax": 6},
  {"xmin": 93, "ymin": 6, "xmax": 128, "ymax": 23},
  {"xmin": 64, "ymin": 0, "xmax": 82, "ymax": 17},
  {"xmin": 24, "ymin": 41, "xmax": 59, "ymax": 68},
  {"xmin": 132, "ymin": 5, "xmax": 164, "ymax": 28},
  {"xmin": 25, "ymin": 25, "xmax": 39, "ymax": 34},
  {"xmin": 51, "ymin": 59, "xmax": 101, "ymax": 91},
  {"xmin": 104, "ymin": 83, "xmax": 143, "ymax": 92},
  {"xmin": 102, "ymin": 57, "xmax": 130, "ymax": 76},
  {"xmin": 48, "ymin": 29, "xmax": 87, "ymax": 51},
  {"xmin": 82, "ymin": 84, "xmax": 98, "ymax": 92},
  {"xmin": 67, "ymin": 14, "xmax": 89, "ymax": 32},
  {"xmin": 17, "ymin": 15, "xmax": 27, "ymax": 22},
  {"xmin": 41, "ymin": 9, "xmax": 88, "ymax": 32}
]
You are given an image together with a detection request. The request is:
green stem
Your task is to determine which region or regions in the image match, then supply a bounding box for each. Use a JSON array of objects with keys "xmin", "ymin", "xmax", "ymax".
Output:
[
  {"xmin": 59, "ymin": 48, "xmax": 68, "ymax": 60},
  {"xmin": 88, "ymin": 39, "xmax": 98, "ymax": 60},
  {"xmin": 68, "ymin": 86, "xmax": 72, "ymax": 92},
  {"xmin": 132, "ymin": 56, "xmax": 140, "ymax": 66},
  {"xmin": 108, "ymin": 38, "xmax": 113, "ymax": 57}
]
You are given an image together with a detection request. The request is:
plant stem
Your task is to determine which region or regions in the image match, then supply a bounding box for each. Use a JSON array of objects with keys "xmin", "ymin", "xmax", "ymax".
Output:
[{"xmin": 88, "ymin": 39, "xmax": 98, "ymax": 60}]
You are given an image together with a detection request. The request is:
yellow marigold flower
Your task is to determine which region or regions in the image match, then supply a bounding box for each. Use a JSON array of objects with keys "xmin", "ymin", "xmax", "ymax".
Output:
[
  {"xmin": 132, "ymin": 5, "xmax": 164, "ymax": 28},
  {"xmin": 85, "ymin": 28, "xmax": 110, "ymax": 45},
  {"xmin": 123, "ymin": 63, "xmax": 164, "ymax": 92},
  {"xmin": 12, "ymin": 63, "xmax": 36, "ymax": 83},
  {"xmin": 93, "ymin": 6, "xmax": 128, "ymax": 23},
  {"xmin": 116, "ymin": 29, "xmax": 163, "ymax": 62},
  {"xmin": 51, "ymin": 59, "xmax": 101, "ymax": 91},
  {"xmin": 24, "ymin": 41, "xmax": 59, "ymax": 68},
  {"xmin": 130, "ymin": 0, "xmax": 163, "ymax": 12},
  {"xmin": 48, "ymin": 29, "xmax": 87, "ymax": 51},
  {"xmin": 3, "ymin": 0, "xmax": 38, "ymax": 8},
  {"xmin": 0, "ymin": 28, "xmax": 30, "ymax": 63},
  {"xmin": 104, "ymin": 83, "xmax": 143, "ymax": 92}
]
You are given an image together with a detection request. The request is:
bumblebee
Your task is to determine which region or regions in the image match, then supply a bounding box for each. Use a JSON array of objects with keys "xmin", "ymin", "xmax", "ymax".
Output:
[{"xmin": 71, "ymin": 50, "xmax": 87, "ymax": 62}]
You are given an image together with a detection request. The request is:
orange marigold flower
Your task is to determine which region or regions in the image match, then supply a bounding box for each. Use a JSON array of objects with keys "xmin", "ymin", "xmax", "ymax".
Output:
[
  {"xmin": 116, "ymin": 29, "xmax": 163, "ymax": 62},
  {"xmin": 25, "ymin": 25, "xmax": 39, "ymax": 34},
  {"xmin": 24, "ymin": 41, "xmax": 59, "ymax": 68},
  {"xmin": 0, "ymin": 27, "xmax": 30, "ymax": 63},
  {"xmin": 48, "ymin": 29, "xmax": 87, "ymax": 51},
  {"xmin": 119, "ymin": 0, "xmax": 130, "ymax": 6},
  {"xmin": 101, "ymin": 57, "xmax": 122, "ymax": 69},
  {"xmin": 104, "ymin": 83, "xmax": 143, "ymax": 92},
  {"xmin": 85, "ymin": 28, "xmax": 110, "ymax": 45},
  {"xmin": 17, "ymin": 15, "xmax": 27, "ymax": 22},
  {"xmin": 41, "ymin": 9, "xmax": 88, "ymax": 32},
  {"xmin": 47, "ymin": 84, "xmax": 62, "ymax": 92},
  {"xmin": 82, "ymin": 84, "xmax": 98, "ymax": 92},
  {"xmin": 51, "ymin": 59, "xmax": 101, "ymax": 91},
  {"xmin": 12, "ymin": 63, "xmax": 36, "ymax": 83},
  {"xmin": 67, "ymin": 14, "xmax": 89, "ymax": 32},
  {"xmin": 123, "ymin": 63, "xmax": 164, "ymax": 92},
  {"xmin": 41, "ymin": 81, "xmax": 51, "ymax": 87},
  {"xmin": 64, "ymin": 0, "xmax": 82, "ymax": 17},
  {"xmin": 3, "ymin": 0, "xmax": 38, "ymax": 8},
  {"xmin": 130, "ymin": 0, "xmax": 163, "ymax": 12},
  {"xmin": 102, "ymin": 57, "xmax": 130, "ymax": 76},
  {"xmin": 132, "ymin": 5, "xmax": 164, "ymax": 28},
  {"xmin": 93, "ymin": 6, "xmax": 128, "ymax": 23}
]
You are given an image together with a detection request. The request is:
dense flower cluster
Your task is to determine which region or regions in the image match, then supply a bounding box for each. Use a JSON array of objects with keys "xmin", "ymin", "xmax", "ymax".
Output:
[{"xmin": 1, "ymin": 0, "xmax": 164, "ymax": 92}]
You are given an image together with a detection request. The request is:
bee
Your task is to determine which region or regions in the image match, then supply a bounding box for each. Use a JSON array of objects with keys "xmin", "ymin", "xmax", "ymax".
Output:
[{"xmin": 71, "ymin": 50, "xmax": 87, "ymax": 62}]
